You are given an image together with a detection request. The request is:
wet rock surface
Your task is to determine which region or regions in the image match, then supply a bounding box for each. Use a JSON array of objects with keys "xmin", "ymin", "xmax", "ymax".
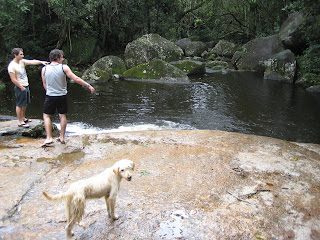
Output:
[
  {"xmin": 0, "ymin": 130, "xmax": 320, "ymax": 239},
  {"xmin": 0, "ymin": 116, "xmax": 59, "ymax": 138}
]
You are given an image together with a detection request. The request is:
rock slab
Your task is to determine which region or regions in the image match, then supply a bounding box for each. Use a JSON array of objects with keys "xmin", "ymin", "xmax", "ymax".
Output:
[{"xmin": 0, "ymin": 130, "xmax": 319, "ymax": 239}]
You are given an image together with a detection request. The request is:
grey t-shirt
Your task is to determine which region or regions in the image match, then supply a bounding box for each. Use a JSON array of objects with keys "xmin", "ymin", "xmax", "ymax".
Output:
[{"xmin": 44, "ymin": 63, "xmax": 67, "ymax": 96}]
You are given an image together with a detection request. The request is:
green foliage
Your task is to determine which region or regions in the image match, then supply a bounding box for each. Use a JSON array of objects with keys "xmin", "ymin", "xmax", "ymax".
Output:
[
  {"xmin": 0, "ymin": 0, "xmax": 318, "ymax": 83},
  {"xmin": 0, "ymin": 82, "xmax": 5, "ymax": 91},
  {"xmin": 297, "ymin": 45, "xmax": 320, "ymax": 84},
  {"xmin": 62, "ymin": 37, "xmax": 97, "ymax": 65},
  {"xmin": 0, "ymin": 0, "xmax": 30, "ymax": 30}
]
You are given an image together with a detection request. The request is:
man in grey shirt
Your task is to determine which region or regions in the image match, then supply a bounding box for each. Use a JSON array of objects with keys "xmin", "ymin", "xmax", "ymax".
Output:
[{"xmin": 41, "ymin": 49, "xmax": 95, "ymax": 147}]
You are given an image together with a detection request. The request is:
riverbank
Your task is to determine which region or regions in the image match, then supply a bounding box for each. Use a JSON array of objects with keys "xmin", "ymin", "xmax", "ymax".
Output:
[{"xmin": 0, "ymin": 129, "xmax": 320, "ymax": 239}]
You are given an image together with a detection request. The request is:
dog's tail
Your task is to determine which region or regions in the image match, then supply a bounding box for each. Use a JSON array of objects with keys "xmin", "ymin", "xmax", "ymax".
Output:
[{"xmin": 43, "ymin": 191, "xmax": 69, "ymax": 201}]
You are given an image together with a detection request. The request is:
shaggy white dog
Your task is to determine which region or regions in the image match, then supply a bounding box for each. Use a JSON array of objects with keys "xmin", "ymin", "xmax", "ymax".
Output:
[{"xmin": 43, "ymin": 159, "xmax": 135, "ymax": 239}]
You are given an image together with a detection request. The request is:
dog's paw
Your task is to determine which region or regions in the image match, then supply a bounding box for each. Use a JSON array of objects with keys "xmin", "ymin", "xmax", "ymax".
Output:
[
  {"xmin": 112, "ymin": 214, "xmax": 120, "ymax": 220},
  {"xmin": 66, "ymin": 232, "xmax": 74, "ymax": 239}
]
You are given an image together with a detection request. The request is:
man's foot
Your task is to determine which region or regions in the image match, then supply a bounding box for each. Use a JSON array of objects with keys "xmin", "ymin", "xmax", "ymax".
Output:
[
  {"xmin": 56, "ymin": 138, "xmax": 66, "ymax": 144},
  {"xmin": 40, "ymin": 141, "xmax": 54, "ymax": 148},
  {"xmin": 18, "ymin": 123, "xmax": 30, "ymax": 128},
  {"xmin": 24, "ymin": 119, "xmax": 32, "ymax": 123}
]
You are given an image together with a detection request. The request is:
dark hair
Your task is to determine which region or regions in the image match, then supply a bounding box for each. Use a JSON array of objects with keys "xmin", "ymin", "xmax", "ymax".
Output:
[
  {"xmin": 49, "ymin": 49, "xmax": 64, "ymax": 62},
  {"xmin": 11, "ymin": 48, "xmax": 23, "ymax": 57}
]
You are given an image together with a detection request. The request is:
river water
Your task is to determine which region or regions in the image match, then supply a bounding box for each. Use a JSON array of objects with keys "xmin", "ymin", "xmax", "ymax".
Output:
[{"xmin": 1, "ymin": 71, "xmax": 320, "ymax": 143}]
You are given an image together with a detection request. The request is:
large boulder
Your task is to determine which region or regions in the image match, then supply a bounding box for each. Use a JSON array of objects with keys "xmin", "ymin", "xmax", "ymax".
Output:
[
  {"xmin": 262, "ymin": 49, "xmax": 296, "ymax": 83},
  {"xmin": 170, "ymin": 60, "xmax": 206, "ymax": 75},
  {"xmin": 175, "ymin": 38, "xmax": 192, "ymax": 52},
  {"xmin": 124, "ymin": 34, "xmax": 184, "ymax": 69},
  {"xmin": 210, "ymin": 40, "xmax": 237, "ymax": 58},
  {"xmin": 232, "ymin": 34, "xmax": 285, "ymax": 72},
  {"xmin": 279, "ymin": 12, "xmax": 307, "ymax": 53},
  {"xmin": 123, "ymin": 59, "xmax": 189, "ymax": 82},
  {"xmin": 185, "ymin": 41, "xmax": 207, "ymax": 57},
  {"xmin": 306, "ymin": 85, "xmax": 320, "ymax": 93},
  {"xmin": 82, "ymin": 56, "xmax": 126, "ymax": 82},
  {"xmin": 22, "ymin": 123, "xmax": 59, "ymax": 138}
]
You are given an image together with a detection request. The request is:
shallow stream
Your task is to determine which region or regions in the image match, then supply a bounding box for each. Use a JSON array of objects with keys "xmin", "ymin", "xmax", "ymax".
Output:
[{"xmin": 1, "ymin": 71, "xmax": 319, "ymax": 143}]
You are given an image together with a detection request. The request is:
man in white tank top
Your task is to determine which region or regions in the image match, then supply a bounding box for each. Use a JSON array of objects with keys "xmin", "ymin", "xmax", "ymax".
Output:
[
  {"xmin": 41, "ymin": 49, "xmax": 95, "ymax": 147},
  {"xmin": 7, "ymin": 48, "xmax": 48, "ymax": 128}
]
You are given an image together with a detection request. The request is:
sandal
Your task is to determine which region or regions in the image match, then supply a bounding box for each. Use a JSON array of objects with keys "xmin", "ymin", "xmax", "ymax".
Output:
[
  {"xmin": 41, "ymin": 141, "xmax": 54, "ymax": 148},
  {"xmin": 18, "ymin": 123, "xmax": 30, "ymax": 128},
  {"xmin": 24, "ymin": 119, "xmax": 32, "ymax": 123},
  {"xmin": 57, "ymin": 138, "xmax": 66, "ymax": 144}
]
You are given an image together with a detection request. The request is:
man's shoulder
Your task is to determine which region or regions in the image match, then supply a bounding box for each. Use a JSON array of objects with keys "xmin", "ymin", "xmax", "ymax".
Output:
[
  {"xmin": 62, "ymin": 64, "xmax": 71, "ymax": 71},
  {"xmin": 7, "ymin": 60, "xmax": 17, "ymax": 72}
]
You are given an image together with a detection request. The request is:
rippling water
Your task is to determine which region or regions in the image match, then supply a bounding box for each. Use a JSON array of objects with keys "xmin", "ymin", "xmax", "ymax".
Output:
[{"xmin": 1, "ymin": 71, "xmax": 320, "ymax": 143}]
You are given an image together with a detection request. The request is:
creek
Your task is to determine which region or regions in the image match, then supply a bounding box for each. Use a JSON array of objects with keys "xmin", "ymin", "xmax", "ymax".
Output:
[{"xmin": 1, "ymin": 71, "xmax": 320, "ymax": 143}]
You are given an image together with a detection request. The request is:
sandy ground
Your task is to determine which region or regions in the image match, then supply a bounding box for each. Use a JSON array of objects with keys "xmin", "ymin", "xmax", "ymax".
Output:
[{"xmin": 0, "ymin": 129, "xmax": 320, "ymax": 240}]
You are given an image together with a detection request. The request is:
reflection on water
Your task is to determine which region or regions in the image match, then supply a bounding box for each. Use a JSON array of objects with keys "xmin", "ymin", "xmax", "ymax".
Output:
[{"xmin": 1, "ymin": 71, "xmax": 320, "ymax": 143}]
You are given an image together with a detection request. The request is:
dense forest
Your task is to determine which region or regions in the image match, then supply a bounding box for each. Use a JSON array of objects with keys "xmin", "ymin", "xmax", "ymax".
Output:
[{"xmin": 0, "ymin": 0, "xmax": 319, "ymax": 83}]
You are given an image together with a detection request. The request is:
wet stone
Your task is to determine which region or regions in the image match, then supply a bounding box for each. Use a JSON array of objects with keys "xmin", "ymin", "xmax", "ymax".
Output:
[{"xmin": 0, "ymin": 130, "xmax": 320, "ymax": 239}]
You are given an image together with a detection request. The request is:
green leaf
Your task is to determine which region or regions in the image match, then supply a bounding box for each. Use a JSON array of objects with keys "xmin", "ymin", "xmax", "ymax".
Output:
[
  {"xmin": 140, "ymin": 170, "xmax": 150, "ymax": 176},
  {"xmin": 256, "ymin": 234, "xmax": 267, "ymax": 240}
]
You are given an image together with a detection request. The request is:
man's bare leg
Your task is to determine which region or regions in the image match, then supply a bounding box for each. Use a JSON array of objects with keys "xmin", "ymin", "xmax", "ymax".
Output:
[
  {"xmin": 43, "ymin": 113, "xmax": 53, "ymax": 144},
  {"xmin": 59, "ymin": 113, "xmax": 67, "ymax": 143}
]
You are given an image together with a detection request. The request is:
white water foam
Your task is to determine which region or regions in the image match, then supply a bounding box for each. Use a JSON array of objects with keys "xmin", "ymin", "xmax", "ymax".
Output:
[{"xmin": 55, "ymin": 120, "xmax": 196, "ymax": 136}]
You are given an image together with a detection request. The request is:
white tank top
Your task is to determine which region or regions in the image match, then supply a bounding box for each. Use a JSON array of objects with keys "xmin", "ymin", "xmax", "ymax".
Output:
[{"xmin": 44, "ymin": 63, "xmax": 67, "ymax": 96}]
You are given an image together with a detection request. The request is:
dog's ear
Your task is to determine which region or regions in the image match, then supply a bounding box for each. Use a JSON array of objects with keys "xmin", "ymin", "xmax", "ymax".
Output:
[
  {"xmin": 132, "ymin": 163, "xmax": 135, "ymax": 171},
  {"xmin": 113, "ymin": 167, "xmax": 119, "ymax": 176}
]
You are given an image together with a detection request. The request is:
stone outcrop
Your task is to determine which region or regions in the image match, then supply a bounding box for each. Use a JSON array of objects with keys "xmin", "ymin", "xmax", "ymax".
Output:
[
  {"xmin": 175, "ymin": 38, "xmax": 192, "ymax": 52},
  {"xmin": 82, "ymin": 56, "xmax": 126, "ymax": 82},
  {"xmin": 0, "ymin": 117, "xmax": 59, "ymax": 138},
  {"xmin": 279, "ymin": 12, "xmax": 307, "ymax": 53},
  {"xmin": 232, "ymin": 34, "xmax": 285, "ymax": 72},
  {"xmin": 22, "ymin": 123, "xmax": 59, "ymax": 138},
  {"xmin": 306, "ymin": 85, "xmax": 320, "ymax": 93},
  {"xmin": 184, "ymin": 41, "xmax": 207, "ymax": 57},
  {"xmin": 124, "ymin": 34, "xmax": 184, "ymax": 69},
  {"xmin": 210, "ymin": 40, "xmax": 237, "ymax": 58},
  {"xmin": 123, "ymin": 59, "xmax": 189, "ymax": 82},
  {"xmin": 262, "ymin": 49, "xmax": 296, "ymax": 83},
  {"xmin": 0, "ymin": 130, "xmax": 320, "ymax": 239}
]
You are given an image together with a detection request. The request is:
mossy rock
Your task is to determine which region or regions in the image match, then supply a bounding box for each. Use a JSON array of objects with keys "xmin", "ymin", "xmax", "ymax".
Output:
[
  {"xmin": 170, "ymin": 60, "xmax": 206, "ymax": 75},
  {"xmin": 262, "ymin": 49, "xmax": 296, "ymax": 83},
  {"xmin": 22, "ymin": 123, "xmax": 59, "ymax": 138},
  {"xmin": 62, "ymin": 37, "xmax": 97, "ymax": 65},
  {"xmin": 124, "ymin": 34, "xmax": 184, "ymax": 69},
  {"xmin": 82, "ymin": 56, "xmax": 126, "ymax": 82},
  {"xmin": 211, "ymin": 40, "xmax": 237, "ymax": 58},
  {"xmin": 123, "ymin": 59, "xmax": 189, "ymax": 82},
  {"xmin": 206, "ymin": 61, "xmax": 229, "ymax": 70}
]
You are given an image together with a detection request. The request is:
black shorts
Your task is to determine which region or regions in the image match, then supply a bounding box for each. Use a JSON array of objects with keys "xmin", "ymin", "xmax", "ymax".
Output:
[{"xmin": 43, "ymin": 95, "xmax": 68, "ymax": 115}]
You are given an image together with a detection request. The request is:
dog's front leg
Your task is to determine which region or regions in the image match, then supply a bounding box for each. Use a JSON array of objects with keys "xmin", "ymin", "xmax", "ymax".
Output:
[
  {"xmin": 66, "ymin": 219, "xmax": 75, "ymax": 239},
  {"xmin": 105, "ymin": 196, "xmax": 119, "ymax": 220}
]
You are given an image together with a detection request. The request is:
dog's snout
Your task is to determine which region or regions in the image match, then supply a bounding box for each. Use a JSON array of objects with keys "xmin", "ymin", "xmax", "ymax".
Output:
[{"xmin": 127, "ymin": 176, "xmax": 132, "ymax": 181}]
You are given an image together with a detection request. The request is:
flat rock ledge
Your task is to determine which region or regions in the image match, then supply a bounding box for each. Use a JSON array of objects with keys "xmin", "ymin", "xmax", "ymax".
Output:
[
  {"xmin": 0, "ymin": 116, "xmax": 43, "ymax": 136},
  {"xmin": 0, "ymin": 130, "xmax": 320, "ymax": 239}
]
